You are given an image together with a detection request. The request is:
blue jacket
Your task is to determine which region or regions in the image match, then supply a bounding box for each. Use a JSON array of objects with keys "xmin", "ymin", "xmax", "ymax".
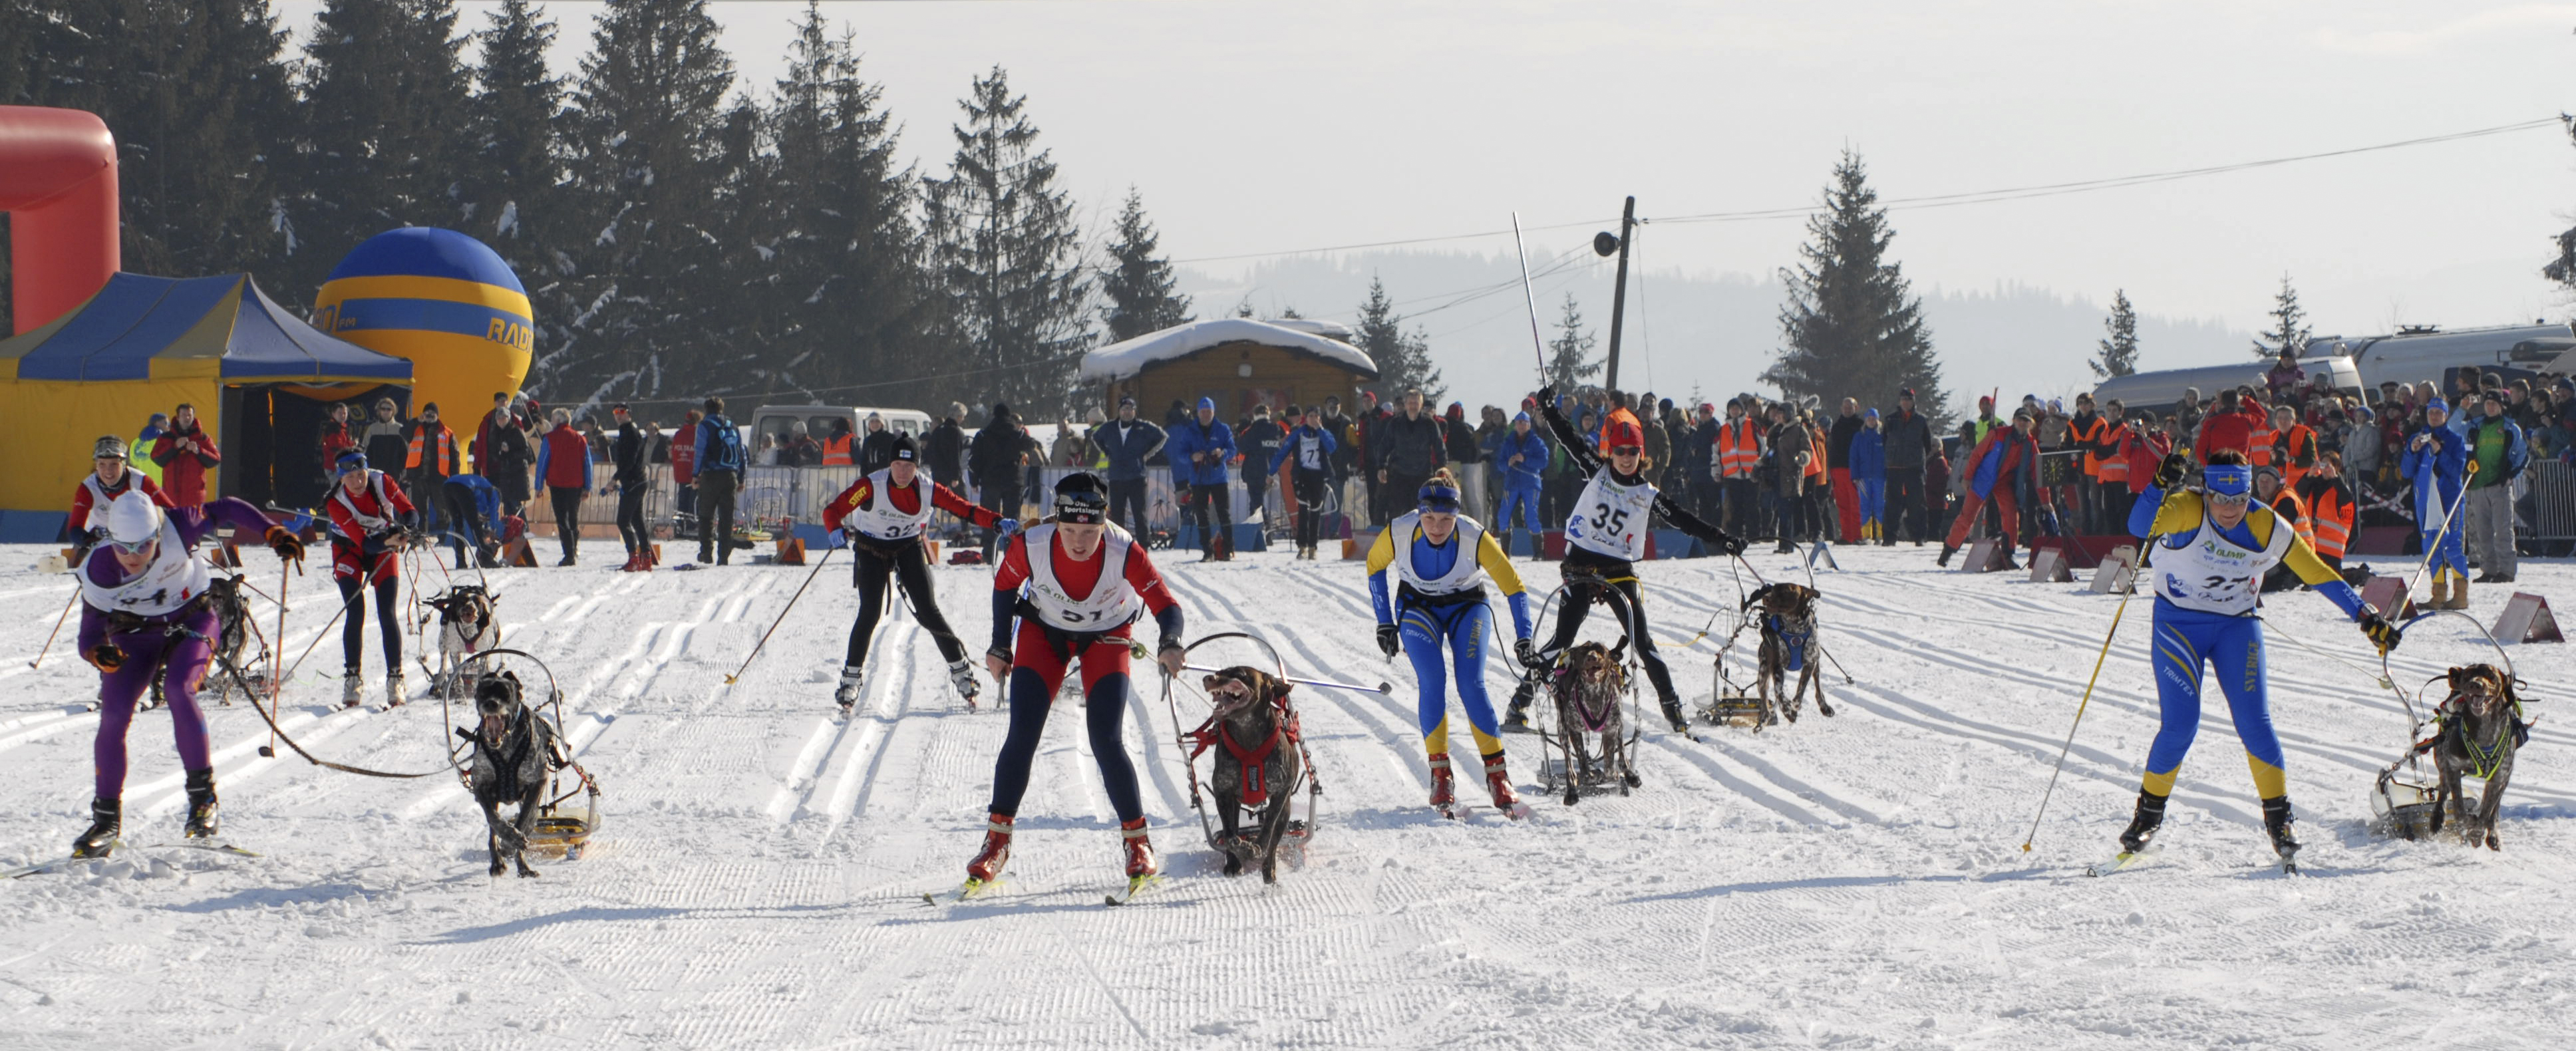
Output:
[
  {"xmin": 1848, "ymin": 427, "xmax": 1886, "ymax": 480},
  {"xmin": 441, "ymin": 473, "xmax": 505, "ymax": 537},
  {"xmin": 1164, "ymin": 417, "xmax": 1237, "ymax": 487},
  {"xmin": 696, "ymin": 414, "xmax": 745, "ymax": 474},
  {"xmin": 2398, "ymin": 423, "xmax": 2470, "ymax": 526},
  {"xmin": 1096, "ymin": 418, "xmax": 1168, "ymax": 482},
  {"xmin": 1270, "ymin": 424, "xmax": 1338, "ymax": 476},
  {"xmin": 1494, "ymin": 429, "xmax": 1547, "ymax": 490}
]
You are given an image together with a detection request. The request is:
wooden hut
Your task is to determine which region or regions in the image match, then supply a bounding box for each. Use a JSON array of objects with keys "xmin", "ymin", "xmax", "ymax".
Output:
[{"xmin": 1080, "ymin": 319, "xmax": 1378, "ymax": 420}]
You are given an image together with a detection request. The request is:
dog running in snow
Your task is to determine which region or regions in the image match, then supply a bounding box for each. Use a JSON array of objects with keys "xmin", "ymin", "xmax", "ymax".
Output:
[
  {"xmin": 2424, "ymin": 663, "xmax": 2531, "ymax": 851},
  {"xmin": 463, "ymin": 671, "xmax": 560, "ymax": 878},
  {"xmin": 422, "ymin": 585, "xmax": 499, "ymax": 701},
  {"xmin": 1193, "ymin": 665, "xmax": 1304, "ymax": 883},
  {"xmin": 1550, "ymin": 639, "xmax": 1637, "ymax": 804},
  {"xmin": 1746, "ymin": 583, "xmax": 1834, "ymax": 726}
]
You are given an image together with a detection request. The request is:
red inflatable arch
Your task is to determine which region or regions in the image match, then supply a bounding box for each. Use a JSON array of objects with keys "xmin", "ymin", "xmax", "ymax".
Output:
[{"xmin": 0, "ymin": 106, "xmax": 118, "ymax": 335}]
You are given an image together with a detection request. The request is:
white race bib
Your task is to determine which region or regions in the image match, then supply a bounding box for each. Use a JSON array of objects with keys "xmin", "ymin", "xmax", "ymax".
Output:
[
  {"xmin": 1564, "ymin": 471, "xmax": 1655, "ymax": 561},
  {"xmin": 1021, "ymin": 523, "xmax": 1145, "ymax": 632},
  {"xmin": 1389, "ymin": 511, "xmax": 1488, "ymax": 597},
  {"xmin": 2152, "ymin": 508, "xmax": 2293, "ymax": 617},
  {"xmin": 80, "ymin": 519, "xmax": 211, "ymax": 619}
]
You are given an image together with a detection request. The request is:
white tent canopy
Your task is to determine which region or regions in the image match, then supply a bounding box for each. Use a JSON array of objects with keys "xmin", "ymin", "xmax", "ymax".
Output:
[{"xmin": 1078, "ymin": 318, "xmax": 1376, "ymax": 382}]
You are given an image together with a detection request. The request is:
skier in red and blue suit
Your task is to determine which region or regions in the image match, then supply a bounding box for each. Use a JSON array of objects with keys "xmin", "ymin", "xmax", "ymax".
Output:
[{"xmin": 324, "ymin": 450, "xmax": 418, "ymax": 707}]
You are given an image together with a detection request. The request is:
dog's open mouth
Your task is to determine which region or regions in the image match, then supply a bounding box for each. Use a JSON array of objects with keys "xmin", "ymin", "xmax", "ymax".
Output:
[{"xmin": 481, "ymin": 712, "xmax": 509, "ymax": 743}]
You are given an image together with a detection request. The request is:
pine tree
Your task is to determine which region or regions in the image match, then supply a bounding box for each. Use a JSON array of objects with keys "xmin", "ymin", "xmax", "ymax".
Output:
[
  {"xmin": 463, "ymin": 0, "xmax": 563, "ymax": 270},
  {"xmin": 921, "ymin": 66, "xmax": 1092, "ymax": 419},
  {"xmin": 2547, "ymin": 118, "xmax": 2575, "ymax": 293},
  {"xmin": 1351, "ymin": 275, "xmax": 1443, "ymax": 402},
  {"xmin": 1098, "ymin": 187, "xmax": 1193, "ymax": 343},
  {"xmin": 283, "ymin": 0, "xmax": 476, "ymax": 292},
  {"xmin": 1543, "ymin": 292, "xmax": 1602, "ymax": 393},
  {"xmin": 2255, "ymin": 275, "xmax": 2310, "ymax": 358},
  {"xmin": 1763, "ymin": 150, "xmax": 1949, "ymax": 422},
  {"xmin": 544, "ymin": 0, "xmax": 738, "ymax": 405},
  {"xmin": 2090, "ymin": 289, "xmax": 2140, "ymax": 379},
  {"xmin": 747, "ymin": 1, "xmax": 926, "ymax": 404},
  {"xmin": 14, "ymin": 0, "xmax": 295, "ymax": 287}
]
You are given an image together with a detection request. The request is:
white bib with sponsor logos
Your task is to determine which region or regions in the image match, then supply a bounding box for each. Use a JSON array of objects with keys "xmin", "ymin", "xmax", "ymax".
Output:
[
  {"xmin": 845, "ymin": 469, "xmax": 935, "ymax": 541},
  {"xmin": 1388, "ymin": 510, "xmax": 1489, "ymax": 597},
  {"xmin": 79, "ymin": 519, "xmax": 210, "ymax": 618},
  {"xmin": 1563, "ymin": 470, "xmax": 1656, "ymax": 561},
  {"xmin": 1021, "ymin": 523, "xmax": 1145, "ymax": 632},
  {"xmin": 2152, "ymin": 507, "xmax": 2293, "ymax": 617}
]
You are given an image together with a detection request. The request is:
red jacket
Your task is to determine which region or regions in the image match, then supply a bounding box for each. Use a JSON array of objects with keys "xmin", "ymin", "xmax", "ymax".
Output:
[
  {"xmin": 149, "ymin": 424, "xmax": 222, "ymax": 507},
  {"xmin": 2196, "ymin": 411, "xmax": 2254, "ymax": 464},
  {"xmin": 672, "ymin": 422, "xmax": 699, "ymax": 486},
  {"xmin": 540, "ymin": 426, "xmax": 593, "ymax": 489},
  {"xmin": 68, "ymin": 470, "xmax": 174, "ymax": 535}
]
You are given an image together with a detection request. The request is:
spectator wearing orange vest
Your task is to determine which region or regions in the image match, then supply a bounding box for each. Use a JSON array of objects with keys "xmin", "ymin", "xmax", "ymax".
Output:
[
  {"xmin": 1804, "ymin": 410, "xmax": 1831, "ymax": 543},
  {"xmin": 402, "ymin": 403, "xmax": 461, "ymax": 533},
  {"xmin": 821, "ymin": 417, "xmax": 856, "ymax": 466},
  {"xmin": 2065, "ymin": 393, "xmax": 2109, "ymax": 533},
  {"xmin": 1714, "ymin": 398, "xmax": 1764, "ymax": 538},
  {"xmin": 2296, "ymin": 451, "xmax": 2356, "ymax": 571},
  {"xmin": 2270, "ymin": 404, "xmax": 2317, "ymax": 490},
  {"xmin": 2255, "ymin": 468, "xmax": 2312, "ymax": 592}
]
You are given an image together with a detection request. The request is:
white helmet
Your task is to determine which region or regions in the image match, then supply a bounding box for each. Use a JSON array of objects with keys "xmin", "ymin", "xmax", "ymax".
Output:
[{"xmin": 102, "ymin": 491, "xmax": 164, "ymax": 547}]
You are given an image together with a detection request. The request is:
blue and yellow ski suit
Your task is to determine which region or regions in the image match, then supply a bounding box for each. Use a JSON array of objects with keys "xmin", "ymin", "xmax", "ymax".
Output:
[
  {"xmin": 1368, "ymin": 514, "xmax": 1534, "ymax": 757},
  {"xmin": 2128, "ymin": 483, "xmax": 2368, "ymax": 799}
]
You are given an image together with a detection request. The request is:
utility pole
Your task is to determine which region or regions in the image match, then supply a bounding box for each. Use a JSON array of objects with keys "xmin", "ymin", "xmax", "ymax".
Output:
[{"xmin": 1600, "ymin": 196, "xmax": 1636, "ymax": 392}]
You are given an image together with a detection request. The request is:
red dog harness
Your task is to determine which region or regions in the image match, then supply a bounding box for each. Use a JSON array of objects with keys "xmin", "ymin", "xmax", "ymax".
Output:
[{"xmin": 1188, "ymin": 705, "xmax": 1301, "ymax": 808}]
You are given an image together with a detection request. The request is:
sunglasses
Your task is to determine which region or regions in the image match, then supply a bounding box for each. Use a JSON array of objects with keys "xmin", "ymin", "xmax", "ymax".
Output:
[
  {"xmin": 107, "ymin": 533, "xmax": 158, "ymax": 556},
  {"xmin": 2207, "ymin": 492, "xmax": 2251, "ymax": 508}
]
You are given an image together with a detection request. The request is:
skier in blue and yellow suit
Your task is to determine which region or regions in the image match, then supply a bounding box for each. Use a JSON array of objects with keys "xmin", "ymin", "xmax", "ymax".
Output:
[
  {"xmin": 1369, "ymin": 469, "xmax": 1535, "ymax": 814},
  {"xmin": 2117, "ymin": 448, "xmax": 2400, "ymax": 865}
]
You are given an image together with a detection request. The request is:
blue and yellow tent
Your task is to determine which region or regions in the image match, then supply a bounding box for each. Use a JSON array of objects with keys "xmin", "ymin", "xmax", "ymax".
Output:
[{"xmin": 0, "ymin": 272, "xmax": 411, "ymax": 530}]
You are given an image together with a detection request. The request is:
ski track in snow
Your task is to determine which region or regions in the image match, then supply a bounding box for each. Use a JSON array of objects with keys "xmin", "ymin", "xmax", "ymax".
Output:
[{"xmin": 3, "ymin": 539, "xmax": 2575, "ymax": 1048}]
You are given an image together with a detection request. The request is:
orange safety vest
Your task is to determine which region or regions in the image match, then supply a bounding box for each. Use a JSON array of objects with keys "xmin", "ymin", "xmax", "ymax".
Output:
[
  {"xmin": 2275, "ymin": 424, "xmax": 2315, "ymax": 488},
  {"xmin": 1716, "ymin": 418, "xmax": 1762, "ymax": 478},
  {"xmin": 1803, "ymin": 424, "xmax": 1827, "ymax": 478},
  {"xmin": 2309, "ymin": 485, "xmax": 2352, "ymax": 559},
  {"xmin": 2243, "ymin": 412, "xmax": 2274, "ymax": 468},
  {"xmin": 406, "ymin": 424, "xmax": 456, "ymax": 472},
  {"xmin": 821, "ymin": 433, "xmax": 854, "ymax": 466},
  {"xmin": 2098, "ymin": 431, "xmax": 2131, "ymax": 484},
  {"xmin": 2269, "ymin": 490, "xmax": 2312, "ymax": 549},
  {"xmin": 2069, "ymin": 416, "xmax": 2107, "ymax": 478}
]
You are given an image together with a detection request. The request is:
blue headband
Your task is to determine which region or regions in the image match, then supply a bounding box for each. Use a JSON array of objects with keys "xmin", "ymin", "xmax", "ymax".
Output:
[
  {"xmin": 1417, "ymin": 485, "xmax": 1462, "ymax": 512},
  {"xmin": 2203, "ymin": 465, "xmax": 2251, "ymax": 498}
]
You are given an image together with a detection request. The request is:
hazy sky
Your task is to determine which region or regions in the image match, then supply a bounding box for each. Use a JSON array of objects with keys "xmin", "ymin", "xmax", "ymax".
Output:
[{"xmin": 283, "ymin": 1, "xmax": 2576, "ymax": 405}]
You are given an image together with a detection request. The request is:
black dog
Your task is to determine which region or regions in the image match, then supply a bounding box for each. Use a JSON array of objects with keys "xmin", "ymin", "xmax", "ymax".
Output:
[
  {"xmin": 1198, "ymin": 666, "xmax": 1303, "ymax": 883},
  {"xmin": 422, "ymin": 586, "xmax": 499, "ymax": 700},
  {"xmin": 2426, "ymin": 663, "xmax": 2528, "ymax": 851},
  {"xmin": 462, "ymin": 671, "xmax": 559, "ymax": 877},
  {"xmin": 1746, "ymin": 583, "xmax": 1833, "ymax": 726}
]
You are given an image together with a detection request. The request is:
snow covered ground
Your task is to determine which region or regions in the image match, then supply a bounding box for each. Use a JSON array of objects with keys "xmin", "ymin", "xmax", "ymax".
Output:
[{"xmin": 3, "ymin": 537, "xmax": 2573, "ymax": 1050}]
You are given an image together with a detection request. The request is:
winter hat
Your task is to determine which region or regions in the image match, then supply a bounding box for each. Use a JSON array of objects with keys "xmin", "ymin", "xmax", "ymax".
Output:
[
  {"xmin": 101, "ymin": 491, "xmax": 164, "ymax": 547},
  {"xmin": 1601, "ymin": 418, "xmax": 1645, "ymax": 453},
  {"xmin": 1901, "ymin": 388, "xmax": 1917, "ymax": 398},
  {"xmin": 2425, "ymin": 396, "xmax": 2449, "ymax": 414},
  {"xmin": 1052, "ymin": 472, "xmax": 1108, "ymax": 523},
  {"xmin": 1197, "ymin": 396, "xmax": 1216, "ymax": 412},
  {"xmin": 1416, "ymin": 480, "xmax": 1462, "ymax": 513},
  {"xmin": 889, "ymin": 433, "xmax": 919, "ymax": 462},
  {"xmin": 1864, "ymin": 408, "xmax": 1880, "ymax": 420},
  {"xmin": 1117, "ymin": 394, "xmax": 1137, "ymax": 408},
  {"xmin": 1977, "ymin": 396, "xmax": 1995, "ymax": 408},
  {"xmin": 1512, "ymin": 411, "xmax": 1531, "ymax": 424},
  {"xmin": 92, "ymin": 436, "xmax": 128, "ymax": 460}
]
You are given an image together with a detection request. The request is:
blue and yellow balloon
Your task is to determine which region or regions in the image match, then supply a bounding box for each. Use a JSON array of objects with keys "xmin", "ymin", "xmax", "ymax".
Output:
[{"xmin": 313, "ymin": 228, "xmax": 532, "ymax": 426}]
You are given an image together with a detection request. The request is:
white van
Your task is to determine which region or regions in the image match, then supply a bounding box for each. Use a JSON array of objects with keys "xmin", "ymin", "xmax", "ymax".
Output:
[
  {"xmin": 748, "ymin": 404, "xmax": 933, "ymax": 452},
  {"xmin": 2317, "ymin": 323, "xmax": 2572, "ymax": 393},
  {"xmin": 2090, "ymin": 357, "xmax": 2362, "ymax": 418}
]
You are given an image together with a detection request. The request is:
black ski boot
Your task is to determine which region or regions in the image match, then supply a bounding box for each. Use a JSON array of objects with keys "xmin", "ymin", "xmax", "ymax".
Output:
[
  {"xmin": 2117, "ymin": 789, "xmax": 2167, "ymax": 854},
  {"xmin": 1502, "ymin": 677, "xmax": 1537, "ymax": 732},
  {"xmin": 1659, "ymin": 693, "xmax": 1690, "ymax": 733},
  {"xmin": 183, "ymin": 768, "xmax": 220, "ymax": 839},
  {"xmin": 2261, "ymin": 796, "xmax": 2299, "ymax": 869},
  {"xmin": 1937, "ymin": 545, "xmax": 1957, "ymax": 567},
  {"xmin": 72, "ymin": 798, "xmax": 120, "ymax": 858}
]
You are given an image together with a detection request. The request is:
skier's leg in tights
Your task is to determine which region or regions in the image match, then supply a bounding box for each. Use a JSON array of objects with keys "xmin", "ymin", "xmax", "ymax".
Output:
[
  {"xmin": 891, "ymin": 546, "xmax": 967, "ymax": 663},
  {"xmin": 1445, "ymin": 604, "xmax": 1504, "ymax": 752},
  {"xmin": 987, "ymin": 622, "xmax": 1072, "ymax": 818},
  {"xmin": 1398, "ymin": 607, "xmax": 1450, "ymax": 753},
  {"xmin": 1600, "ymin": 578, "xmax": 1679, "ymax": 702},
  {"xmin": 844, "ymin": 547, "xmax": 894, "ymax": 669},
  {"xmin": 1076, "ymin": 645, "xmax": 1146, "ymax": 824},
  {"xmin": 374, "ymin": 575, "xmax": 401, "ymax": 670},
  {"xmin": 339, "ymin": 575, "xmax": 367, "ymax": 673}
]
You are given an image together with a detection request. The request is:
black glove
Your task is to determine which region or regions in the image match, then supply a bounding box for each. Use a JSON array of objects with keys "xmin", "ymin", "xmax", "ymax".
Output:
[
  {"xmin": 1514, "ymin": 638, "xmax": 1539, "ymax": 667},
  {"xmin": 265, "ymin": 526, "xmax": 305, "ymax": 564},
  {"xmin": 2359, "ymin": 609, "xmax": 2401, "ymax": 654},
  {"xmin": 1535, "ymin": 386, "xmax": 1557, "ymax": 408},
  {"xmin": 1714, "ymin": 531, "xmax": 1748, "ymax": 557},
  {"xmin": 1376, "ymin": 624, "xmax": 1400, "ymax": 658},
  {"xmin": 86, "ymin": 644, "xmax": 126, "ymax": 673},
  {"xmin": 2154, "ymin": 452, "xmax": 2189, "ymax": 489}
]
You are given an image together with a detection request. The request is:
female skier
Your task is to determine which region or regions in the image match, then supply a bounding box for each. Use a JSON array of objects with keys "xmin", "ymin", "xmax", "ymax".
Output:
[
  {"xmin": 820, "ymin": 432, "xmax": 1015, "ymax": 711},
  {"xmin": 68, "ymin": 489, "xmax": 303, "ymax": 857},
  {"xmin": 1508, "ymin": 387, "xmax": 1746, "ymax": 733},
  {"xmin": 2111, "ymin": 450, "xmax": 2400, "ymax": 869},
  {"xmin": 962, "ymin": 473, "xmax": 1186, "ymax": 897},
  {"xmin": 1368, "ymin": 470, "xmax": 1535, "ymax": 812},
  {"xmin": 325, "ymin": 450, "xmax": 418, "ymax": 706}
]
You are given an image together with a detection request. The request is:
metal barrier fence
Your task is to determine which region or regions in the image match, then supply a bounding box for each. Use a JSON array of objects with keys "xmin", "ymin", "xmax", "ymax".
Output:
[{"xmin": 2527, "ymin": 458, "xmax": 2575, "ymax": 542}]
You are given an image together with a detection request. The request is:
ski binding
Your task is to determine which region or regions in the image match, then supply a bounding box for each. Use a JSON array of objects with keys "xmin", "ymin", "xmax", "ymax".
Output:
[
  {"xmin": 921, "ymin": 877, "xmax": 1001, "ymax": 905},
  {"xmin": 1103, "ymin": 874, "xmax": 1164, "ymax": 907}
]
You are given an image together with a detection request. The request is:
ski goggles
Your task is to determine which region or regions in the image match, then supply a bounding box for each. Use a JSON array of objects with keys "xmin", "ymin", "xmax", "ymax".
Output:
[
  {"xmin": 104, "ymin": 533, "xmax": 159, "ymax": 556},
  {"xmin": 1416, "ymin": 485, "xmax": 1462, "ymax": 513}
]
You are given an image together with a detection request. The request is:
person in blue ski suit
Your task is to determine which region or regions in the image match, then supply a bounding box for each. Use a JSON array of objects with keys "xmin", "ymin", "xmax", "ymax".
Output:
[
  {"xmin": 1368, "ymin": 470, "xmax": 1534, "ymax": 812},
  {"xmin": 440, "ymin": 472, "xmax": 507, "ymax": 569},
  {"xmin": 2113, "ymin": 449, "xmax": 2400, "ymax": 864},
  {"xmin": 1849, "ymin": 409, "xmax": 1887, "ymax": 541},
  {"xmin": 2398, "ymin": 397, "xmax": 2472, "ymax": 607},
  {"xmin": 1490, "ymin": 412, "xmax": 1547, "ymax": 556},
  {"xmin": 1164, "ymin": 396, "xmax": 1237, "ymax": 559}
]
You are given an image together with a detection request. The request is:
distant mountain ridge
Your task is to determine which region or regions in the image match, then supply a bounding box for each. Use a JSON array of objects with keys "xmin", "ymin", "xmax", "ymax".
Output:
[{"xmin": 1179, "ymin": 249, "xmax": 2252, "ymax": 414}]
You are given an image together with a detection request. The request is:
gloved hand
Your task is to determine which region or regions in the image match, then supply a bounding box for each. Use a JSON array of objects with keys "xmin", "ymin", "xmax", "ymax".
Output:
[
  {"xmin": 265, "ymin": 526, "xmax": 305, "ymax": 564},
  {"xmin": 85, "ymin": 644, "xmax": 126, "ymax": 673},
  {"xmin": 2154, "ymin": 452, "xmax": 2190, "ymax": 489},
  {"xmin": 826, "ymin": 528, "xmax": 848, "ymax": 549},
  {"xmin": 1376, "ymin": 624, "xmax": 1400, "ymax": 658},
  {"xmin": 2359, "ymin": 609, "xmax": 2401, "ymax": 654},
  {"xmin": 1514, "ymin": 638, "xmax": 1539, "ymax": 668},
  {"xmin": 599, "ymin": 485, "xmax": 615, "ymax": 497},
  {"xmin": 995, "ymin": 518, "xmax": 1023, "ymax": 539},
  {"xmin": 1536, "ymin": 385, "xmax": 1557, "ymax": 407},
  {"xmin": 1713, "ymin": 531, "xmax": 1748, "ymax": 557}
]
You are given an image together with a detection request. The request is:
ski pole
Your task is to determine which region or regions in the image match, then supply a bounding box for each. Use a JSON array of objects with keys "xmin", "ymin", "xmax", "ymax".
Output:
[
  {"xmin": 724, "ymin": 545, "xmax": 836, "ymax": 685},
  {"xmin": 1510, "ymin": 212, "xmax": 1549, "ymax": 383},
  {"xmin": 29, "ymin": 587, "xmax": 77, "ymax": 670},
  {"xmin": 2018, "ymin": 542, "xmax": 2146, "ymax": 854},
  {"xmin": 2398, "ymin": 459, "xmax": 2476, "ymax": 607},
  {"xmin": 1178, "ymin": 664, "xmax": 1390, "ymax": 696}
]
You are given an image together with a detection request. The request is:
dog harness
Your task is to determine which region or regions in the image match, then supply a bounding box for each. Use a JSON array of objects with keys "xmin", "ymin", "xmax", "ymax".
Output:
[
  {"xmin": 2414, "ymin": 692, "xmax": 2531, "ymax": 781},
  {"xmin": 79, "ymin": 517, "xmax": 210, "ymax": 619},
  {"xmin": 1767, "ymin": 614, "xmax": 1812, "ymax": 673},
  {"xmin": 1186, "ymin": 702, "xmax": 1301, "ymax": 809},
  {"xmin": 1563, "ymin": 470, "xmax": 1656, "ymax": 562}
]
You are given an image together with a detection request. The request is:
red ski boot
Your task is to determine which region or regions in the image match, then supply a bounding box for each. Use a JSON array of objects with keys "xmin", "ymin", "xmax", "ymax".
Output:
[
  {"xmin": 1426, "ymin": 752, "xmax": 1456, "ymax": 814},
  {"xmin": 963, "ymin": 814, "xmax": 1012, "ymax": 891},
  {"xmin": 1110, "ymin": 817, "xmax": 1161, "ymax": 904},
  {"xmin": 1483, "ymin": 750, "xmax": 1526, "ymax": 817}
]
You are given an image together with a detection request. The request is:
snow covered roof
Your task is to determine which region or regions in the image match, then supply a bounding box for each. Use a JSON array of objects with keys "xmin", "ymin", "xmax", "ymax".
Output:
[
  {"xmin": 1260, "ymin": 317, "xmax": 1356, "ymax": 342},
  {"xmin": 1078, "ymin": 318, "xmax": 1377, "ymax": 382}
]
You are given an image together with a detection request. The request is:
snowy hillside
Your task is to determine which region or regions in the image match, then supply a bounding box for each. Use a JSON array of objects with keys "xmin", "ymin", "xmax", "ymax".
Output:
[{"xmin": 3, "ymin": 540, "xmax": 2571, "ymax": 1049}]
